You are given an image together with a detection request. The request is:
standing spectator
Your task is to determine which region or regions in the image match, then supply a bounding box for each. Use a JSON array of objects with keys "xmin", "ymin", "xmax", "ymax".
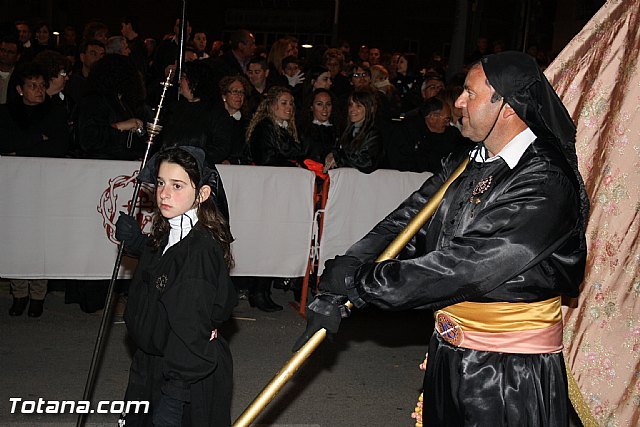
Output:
[
  {"xmin": 106, "ymin": 36, "xmax": 131, "ymax": 56},
  {"xmin": 0, "ymin": 37, "xmax": 20, "ymax": 104},
  {"xmin": 368, "ymin": 47, "xmax": 381, "ymax": 65},
  {"xmin": 324, "ymin": 90, "xmax": 384, "ymax": 174},
  {"xmin": 299, "ymin": 88, "xmax": 338, "ymax": 164},
  {"xmin": 149, "ymin": 18, "xmax": 191, "ymax": 81},
  {"xmin": 219, "ymin": 75, "xmax": 252, "ymax": 164},
  {"xmin": 247, "ymin": 86, "xmax": 304, "ymax": 167},
  {"xmin": 120, "ymin": 16, "xmax": 148, "ymax": 80},
  {"xmin": 65, "ymin": 39, "xmax": 105, "ymax": 106},
  {"xmin": 59, "ymin": 26, "xmax": 78, "ymax": 61},
  {"xmin": 32, "ymin": 22, "xmax": 56, "ymax": 56},
  {"xmin": 82, "ymin": 20, "xmax": 109, "ymax": 45},
  {"xmin": 206, "ymin": 29, "xmax": 255, "ymax": 83},
  {"xmin": 191, "ymin": 30, "xmax": 209, "ymax": 59},
  {"xmin": 245, "ymin": 56, "xmax": 270, "ymax": 113},
  {"xmin": 421, "ymin": 73, "xmax": 445, "ymax": 100},
  {"xmin": 392, "ymin": 53, "xmax": 422, "ymax": 115},
  {"xmin": 77, "ymin": 54, "xmax": 148, "ymax": 160},
  {"xmin": 323, "ymin": 48, "xmax": 350, "ymax": 97},
  {"xmin": 160, "ymin": 60, "xmax": 232, "ymax": 166},
  {"xmin": 0, "ymin": 62, "xmax": 69, "ymax": 158},
  {"xmin": 15, "ymin": 20, "xmax": 32, "ymax": 50}
]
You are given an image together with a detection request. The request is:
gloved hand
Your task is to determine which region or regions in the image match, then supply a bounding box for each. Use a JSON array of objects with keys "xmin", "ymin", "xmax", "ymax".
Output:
[
  {"xmin": 292, "ymin": 293, "xmax": 350, "ymax": 352},
  {"xmin": 285, "ymin": 71, "xmax": 305, "ymax": 87},
  {"xmin": 319, "ymin": 255, "xmax": 368, "ymax": 308},
  {"xmin": 115, "ymin": 212, "xmax": 147, "ymax": 256}
]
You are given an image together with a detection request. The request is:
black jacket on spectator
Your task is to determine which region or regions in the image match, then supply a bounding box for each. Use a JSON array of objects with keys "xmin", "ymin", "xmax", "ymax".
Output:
[
  {"xmin": 249, "ymin": 118, "xmax": 305, "ymax": 167},
  {"xmin": 77, "ymin": 94, "xmax": 147, "ymax": 160},
  {"xmin": 333, "ymin": 126, "xmax": 384, "ymax": 174},
  {"xmin": 0, "ymin": 98, "xmax": 69, "ymax": 157},
  {"xmin": 226, "ymin": 114, "xmax": 251, "ymax": 164},
  {"xmin": 300, "ymin": 122, "xmax": 337, "ymax": 163},
  {"xmin": 160, "ymin": 100, "xmax": 233, "ymax": 166}
]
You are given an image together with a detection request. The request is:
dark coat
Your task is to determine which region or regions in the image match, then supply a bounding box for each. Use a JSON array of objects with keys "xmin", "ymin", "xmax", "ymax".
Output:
[
  {"xmin": 160, "ymin": 100, "xmax": 233, "ymax": 166},
  {"xmin": 77, "ymin": 93, "xmax": 148, "ymax": 160},
  {"xmin": 249, "ymin": 118, "xmax": 305, "ymax": 166},
  {"xmin": 332, "ymin": 126, "xmax": 384, "ymax": 174},
  {"xmin": 0, "ymin": 98, "xmax": 69, "ymax": 157},
  {"xmin": 123, "ymin": 226, "xmax": 237, "ymax": 426},
  {"xmin": 300, "ymin": 122, "xmax": 337, "ymax": 163}
]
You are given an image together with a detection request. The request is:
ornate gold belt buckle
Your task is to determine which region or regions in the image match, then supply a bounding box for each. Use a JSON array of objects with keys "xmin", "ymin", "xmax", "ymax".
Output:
[{"xmin": 435, "ymin": 312, "xmax": 463, "ymax": 346}]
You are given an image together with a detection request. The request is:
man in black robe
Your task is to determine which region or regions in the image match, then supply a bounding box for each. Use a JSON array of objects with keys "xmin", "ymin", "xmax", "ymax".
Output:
[{"xmin": 295, "ymin": 51, "xmax": 589, "ymax": 426}]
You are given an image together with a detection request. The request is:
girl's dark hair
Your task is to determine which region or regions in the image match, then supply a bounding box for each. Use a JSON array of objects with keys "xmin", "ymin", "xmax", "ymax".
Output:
[
  {"xmin": 13, "ymin": 62, "xmax": 47, "ymax": 87},
  {"xmin": 181, "ymin": 60, "xmax": 217, "ymax": 104},
  {"xmin": 301, "ymin": 65, "xmax": 330, "ymax": 101},
  {"xmin": 339, "ymin": 90, "xmax": 377, "ymax": 151},
  {"xmin": 149, "ymin": 147, "xmax": 234, "ymax": 270}
]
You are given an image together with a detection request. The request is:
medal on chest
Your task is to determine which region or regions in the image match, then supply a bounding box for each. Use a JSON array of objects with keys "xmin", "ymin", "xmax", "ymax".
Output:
[
  {"xmin": 155, "ymin": 274, "xmax": 168, "ymax": 292},
  {"xmin": 470, "ymin": 175, "xmax": 493, "ymax": 205}
]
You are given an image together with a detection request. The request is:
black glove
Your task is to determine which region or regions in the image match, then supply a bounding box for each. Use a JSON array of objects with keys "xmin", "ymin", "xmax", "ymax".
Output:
[
  {"xmin": 320, "ymin": 255, "xmax": 367, "ymax": 308},
  {"xmin": 292, "ymin": 293, "xmax": 351, "ymax": 352},
  {"xmin": 115, "ymin": 212, "xmax": 148, "ymax": 256}
]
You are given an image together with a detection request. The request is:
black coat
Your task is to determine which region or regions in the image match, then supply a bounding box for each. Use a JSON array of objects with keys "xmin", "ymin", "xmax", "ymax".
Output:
[
  {"xmin": 0, "ymin": 99, "xmax": 69, "ymax": 157},
  {"xmin": 77, "ymin": 93, "xmax": 148, "ymax": 160},
  {"xmin": 160, "ymin": 100, "xmax": 233, "ymax": 166},
  {"xmin": 124, "ymin": 226, "xmax": 237, "ymax": 426},
  {"xmin": 332, "ymin": 126, "xmax": 384, "ymax": 174},
  {"xmin": 300, "ymin": 122, "xmax": 337, "ymax": 163},
  {"xmin": 249, "ymin": 118, "xmax": 305, "ymax": 166}
]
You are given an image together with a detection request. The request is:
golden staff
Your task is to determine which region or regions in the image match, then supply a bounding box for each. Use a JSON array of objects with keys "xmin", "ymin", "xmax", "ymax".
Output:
[{"xmin": 233, "ymin": 158, "xmax": 470, "ymax": 427}]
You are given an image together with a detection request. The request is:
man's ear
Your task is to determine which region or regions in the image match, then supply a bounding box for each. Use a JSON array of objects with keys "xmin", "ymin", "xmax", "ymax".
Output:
[
  {"xmin": 198, "ymin": 185, "xmax": 211, "ymax": 203},
  {"xmin": 503, "ymin": 103, "xmax": 517, "ymax": 119}
]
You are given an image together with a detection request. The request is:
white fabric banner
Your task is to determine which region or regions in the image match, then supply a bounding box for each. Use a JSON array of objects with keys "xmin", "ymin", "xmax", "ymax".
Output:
[
  {"xmin": 0, "ymin": 157, "xmax": 316, "ymax": 279},
  {"xmin": 317, "ymin": 168, "xmax": 432, "ymax": 275}
]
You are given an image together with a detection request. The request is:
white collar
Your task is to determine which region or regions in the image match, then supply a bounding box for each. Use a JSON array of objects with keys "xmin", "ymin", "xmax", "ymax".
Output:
[
  {"xmin": 163, "ymin": 208, "xmax": 198, "ymax": 254},
  {"xmin": 276, "ymin": 120, "xmax": 289, "ymax": 129},
  {"xmin": 231, "ymin": 110, "xmax": 241, "ymax": 120},
  {"xmin": 470, "ymin": 127, "xmax": 536, "ymax": 169},
  {"xmin": 312, "ymin": 119, "xmax": 332, "ymax": 126}
]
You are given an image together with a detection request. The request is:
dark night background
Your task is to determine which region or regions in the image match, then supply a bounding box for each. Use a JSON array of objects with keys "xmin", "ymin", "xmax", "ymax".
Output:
[{"xmin": 2, "ymin": 0, "xmax": 604, "ymax": 63}]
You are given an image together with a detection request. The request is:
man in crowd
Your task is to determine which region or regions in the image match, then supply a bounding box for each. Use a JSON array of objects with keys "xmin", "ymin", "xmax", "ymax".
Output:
[
  {"xmin": 295, "ymin": 51, "xmax": 589, "ymax": 426},
  {"xmin": 65, "ymin": 39, "xmax": 105, "ymax": 105},
  {"xmin": 0, "ymin": 37, "xmax": 20, "ymax": 104}
]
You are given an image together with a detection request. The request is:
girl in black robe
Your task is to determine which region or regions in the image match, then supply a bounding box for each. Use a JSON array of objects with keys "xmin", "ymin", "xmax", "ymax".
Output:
[{"xmin": 119, "ymin": 146, "xmax": 237, "ymax": 426}]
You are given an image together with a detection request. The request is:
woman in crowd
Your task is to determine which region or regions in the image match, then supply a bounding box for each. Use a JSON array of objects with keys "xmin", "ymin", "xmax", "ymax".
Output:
[
  {"xmin": 392, "ymin": 53, "xmax": 422, "ymax": 115},
  {"xmin": 219, "ymin": 75, "xmax": 252, "ymax": 164},
  {"xmin": 1, "ymin": 62, "xmax": 70, "ymax": 317},
  {"xmin": 324, "ymin": 90, "xmax": 383, "ymax": 174},
  {"xmin": 78, "ymin": 54, "xmax": 148, "ymax": 160},
  {"xmin": 0, "ymin": 62, "xmax": 69, "ymax": 157},
  {"xmin": 160, "ymin": 60, "xmax": 232, "ymax": 166},
  {"xmin": 119, "ymin": 146, "xmax": 236, "ymax": 426},
  {"xmin": 300, "ymin": 65, "xmax": 332, "ymax": 108},
  {"xmin": 299, "ymin": 88, "xmax": 338, "ymax": 164},
  {"xmin": 247, "ymin": 85, "xmax": 305, "ymax": 167}
]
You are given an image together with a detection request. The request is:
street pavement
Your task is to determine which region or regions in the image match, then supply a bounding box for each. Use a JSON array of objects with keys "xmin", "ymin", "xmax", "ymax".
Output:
[{"xmin": 1, "ymin": 281, "xmax": 432, "ymax": 426}]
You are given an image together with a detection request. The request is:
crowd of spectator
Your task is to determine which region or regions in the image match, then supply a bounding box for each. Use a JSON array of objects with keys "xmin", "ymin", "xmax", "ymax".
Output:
[{"xmin": 1, "ymin": 16, "xmax": 552, "ymax": 315}]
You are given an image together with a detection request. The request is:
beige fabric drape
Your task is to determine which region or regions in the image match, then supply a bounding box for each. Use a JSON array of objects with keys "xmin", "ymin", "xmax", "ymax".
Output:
[{"xmin": 545, "ymin": 1, "xmax": 640, "ymax": 425}]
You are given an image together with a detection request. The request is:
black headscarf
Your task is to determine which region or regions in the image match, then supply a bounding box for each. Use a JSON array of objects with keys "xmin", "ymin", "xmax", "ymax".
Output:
[
  {"xmin": 481, "ymin": 51, "xmax": 589, "ymax": 239},
  {"xmin": 137, "ymin": 145, "xmax": 230, "ymax": 221}
]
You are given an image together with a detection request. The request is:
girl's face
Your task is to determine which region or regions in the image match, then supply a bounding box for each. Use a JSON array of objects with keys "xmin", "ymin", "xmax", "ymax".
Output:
[
  {"xmin": 311, "ymin": 92, "xmax": 332, "ymax": 123},
  {"xmin": 313, "ymin": 72, "xmax": 332, "ymax": 90},
  {"xmin": 397, "ymin": 56, "xmax": 408, "ymax": 75},
  {"xmin": 156, "ymin": 161, "xmax": 197, "ymax": 219},
  {"xmin": 273, "ymin": 92, "xmax": 294, "ymax": 122},
  {"xmin": 348, "ymin": 99, "xmax": 366, "ymax": 124}
]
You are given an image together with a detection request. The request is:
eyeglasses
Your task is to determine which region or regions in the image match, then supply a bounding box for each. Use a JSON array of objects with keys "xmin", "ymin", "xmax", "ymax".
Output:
[
  {"xmin": 58, "ymin": 70, "xmax": 68, "ymax": 78},
  {"xmin": 352, "ymin": 72, "xmax": 368, "ymax": 78},
  {"xmin": 227, "ymin": 89, "xmax": 245, "ymax": 96}
]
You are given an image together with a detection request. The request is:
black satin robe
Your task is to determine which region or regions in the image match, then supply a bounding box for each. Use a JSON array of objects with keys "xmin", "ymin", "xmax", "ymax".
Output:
[
  {"xmin": 123, "ymin": 226, "xmax": 237, "ymax": 426},
  {"xmin": 325, "ymin": 137, "xmax": 586, "ymax": 426}
]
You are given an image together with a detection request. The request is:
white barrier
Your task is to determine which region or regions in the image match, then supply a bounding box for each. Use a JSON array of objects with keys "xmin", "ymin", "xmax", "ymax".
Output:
[
  {"xmin": 0, "ymin": 157, "xmax": 316, "ymax": 279},
  {"xmin": 317, "ymin": 168, "xmax": 432, "ymax": 275}
]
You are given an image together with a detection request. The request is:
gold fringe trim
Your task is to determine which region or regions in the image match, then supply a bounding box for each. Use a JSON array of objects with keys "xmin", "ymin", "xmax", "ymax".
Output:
[{"xmin": 566, "ymin": 356, "xmax": 600, "ymax": 427}]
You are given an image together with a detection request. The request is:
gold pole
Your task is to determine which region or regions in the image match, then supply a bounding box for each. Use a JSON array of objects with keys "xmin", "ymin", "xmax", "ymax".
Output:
[{"xmin": 233, "ymin": 158, "xmax": 470, "ymax": 427}]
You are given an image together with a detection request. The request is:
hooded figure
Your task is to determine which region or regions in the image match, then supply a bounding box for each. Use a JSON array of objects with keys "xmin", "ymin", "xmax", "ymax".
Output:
[{"xmin": 295, "ymin": 51, "xmax": 588, "ymax": 426}]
